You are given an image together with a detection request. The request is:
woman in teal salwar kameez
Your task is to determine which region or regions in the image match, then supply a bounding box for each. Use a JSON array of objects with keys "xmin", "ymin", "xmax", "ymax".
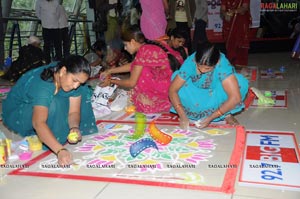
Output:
[{"xmin": 2, "ymin": 55, "xmax": 97, "ymax": 166}]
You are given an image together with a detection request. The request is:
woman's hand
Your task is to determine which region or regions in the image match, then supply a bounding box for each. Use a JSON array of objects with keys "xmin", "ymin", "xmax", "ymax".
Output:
[
  {"xmin": 57, "ymin": 148, "xmax": 73, "ymax": 166},
  {"xmin": 99, "ymin": 75, "xmax": 111, "ymax": 87},
  {"xmin": 99, "ymin": 69, "xmax": 111, "ymax": 82},
  {"xmin": 195, "ymin": 117, "xmax": 212, "ymax": 129},
  {"xmin": 179, "ymin": 117, "xmax": 190, "ymax": 130},
  {"xmin": 67, "ymin": 127, "xmax": 82, "ymax": 144}
]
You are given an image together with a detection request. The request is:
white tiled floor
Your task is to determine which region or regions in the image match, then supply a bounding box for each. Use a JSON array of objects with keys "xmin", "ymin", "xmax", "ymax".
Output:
[{"xmin": 0, "ymin": 52, "xmax": 300, "ymax": 199}]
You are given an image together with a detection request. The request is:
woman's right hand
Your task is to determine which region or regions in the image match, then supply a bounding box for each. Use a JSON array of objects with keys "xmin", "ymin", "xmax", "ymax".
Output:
[
  {"xmin": 179, "ymin": 117, "xmax": 189, "ymax": 130},
  {"xmin": 57, "ymin": 149, "xmax": 73, "ymax": 166},
  {"xmin": 99, "ymin": 74, "xmax": 111, "ymax": 87},
  {"xmin": 99, "ymin": 69, "xmax": 110, "ymax": 82}
]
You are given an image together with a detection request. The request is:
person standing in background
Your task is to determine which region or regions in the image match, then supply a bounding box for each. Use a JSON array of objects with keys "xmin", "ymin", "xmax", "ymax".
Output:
[
  {"xmin": 94, "ymin": 0, "xmax": 122, "ymax": 48},
  {"xmin": 167, "ymin": 0, "xmax": 194, "ymax": 54},
  {"xmin": 36, "ymin": 0, "xmax": 62, "ymax": 64},
  {"xmin": 104, "ymin": 0, "xmax": 123, "ymax": 49},
  {"xmin": 192, "ymin": 0, "xmax": 208, "ymax": 51},
  {"xmin": 221, "ymin": 0, "xmax": 251, "ymax": 67},
  {"xmin": 58, "ymin": 3, "xmax": 70, "ymax": 59},
  {"xmin": 139, "ymin": 0, "xmax": 168, "ymax": 40}
]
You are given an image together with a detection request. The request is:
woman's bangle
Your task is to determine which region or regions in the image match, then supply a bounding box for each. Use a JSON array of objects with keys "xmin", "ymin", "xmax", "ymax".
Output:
[
  {"xmin": 56, "ymin": 148, "xmax": 68, "ymax": 156},
  {"xmin": 216, "ymin": 108, "xmax": 223, "ymax": 117},
  {"xmin": 69, "ymin": 127, "xmax": 79, "ymax": 131},
  {"xmin": 174, "ymin": 103, "xmax": 182, "ymax": 109}
]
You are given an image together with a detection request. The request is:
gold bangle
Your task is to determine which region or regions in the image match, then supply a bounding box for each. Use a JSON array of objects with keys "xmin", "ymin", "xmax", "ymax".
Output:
[
  {"xmin": 216, "ymin": 108, "xmax": 223, "ymax": 117},
  {"xmin": 69, "ymin": 127, "xmax": 79, "ymax": 131},
  {"xmin": 56, "ymin": 148, "xmax": 68, "ymax": 156},
  {"xmin": 174, "ymin": 103, "xmax": 182, "ymax": 109}
]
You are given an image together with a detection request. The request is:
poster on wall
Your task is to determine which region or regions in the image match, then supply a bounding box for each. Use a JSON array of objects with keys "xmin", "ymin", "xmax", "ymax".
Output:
[
  {"xmin": 207, "ymin": 0, "xmax": 223, "ymax": 32},
  {"xmin": 250, "ymin": 0, "xmax": 261, "ymax": 28},
  {"xmin": 207, "ymin": 0, "xmax": 261, "ymax": 31}
]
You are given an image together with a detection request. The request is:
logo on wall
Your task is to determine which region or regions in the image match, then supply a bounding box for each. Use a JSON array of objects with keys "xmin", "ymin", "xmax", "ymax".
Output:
[
  {"xmin": 207, "ymin": 0, "xmax": 221, "ymax": 9},
  {"xmin": 261, "ymin": 1, "xmax": 298, "ymax": 12}
]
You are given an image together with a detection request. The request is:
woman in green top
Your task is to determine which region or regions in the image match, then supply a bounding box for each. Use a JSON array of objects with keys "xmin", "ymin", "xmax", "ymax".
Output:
[{"xmin": 2, "ymin": 55, "xmax": 97, "ymax": 166}]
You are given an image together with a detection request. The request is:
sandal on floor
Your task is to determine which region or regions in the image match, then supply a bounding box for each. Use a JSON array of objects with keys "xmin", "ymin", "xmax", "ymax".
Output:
[{"xmin": 225, "ymin": 115, "xmax": 239, "ymax": 126}]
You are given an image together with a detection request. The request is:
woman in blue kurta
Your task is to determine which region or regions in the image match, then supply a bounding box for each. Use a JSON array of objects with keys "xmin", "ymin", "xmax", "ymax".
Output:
[
  {"xmin": 2, "ymin": 55, "xmax": 97, "ymax": 165},
  {"xmin": 169, "ymin": 42, "xmax": 249, "ymax": 129}
]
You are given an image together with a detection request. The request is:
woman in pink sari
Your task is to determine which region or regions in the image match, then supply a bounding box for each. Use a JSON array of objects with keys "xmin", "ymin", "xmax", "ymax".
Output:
[
  {"xmin": 139, "ymin": 0, "xmax": 168, "ymax": 40},
  {"xmin": 100, "ymin": 25, "xmax": 179, "ymax": 113}
]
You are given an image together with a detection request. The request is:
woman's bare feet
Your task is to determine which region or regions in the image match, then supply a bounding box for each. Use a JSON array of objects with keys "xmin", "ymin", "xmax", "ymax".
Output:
[{"xmin": 225, "ymin": 114, "xmax": 239, "ymax": 126}]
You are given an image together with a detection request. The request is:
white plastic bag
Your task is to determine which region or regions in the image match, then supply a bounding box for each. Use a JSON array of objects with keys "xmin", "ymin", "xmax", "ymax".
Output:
[{"xmin": 92, "ymin": 84, "xmax": 117, "ymax": 107}]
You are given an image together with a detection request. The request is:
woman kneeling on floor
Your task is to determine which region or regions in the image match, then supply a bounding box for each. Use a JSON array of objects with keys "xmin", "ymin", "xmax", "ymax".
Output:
[
  {"xmin": 100, "ymin": 25, "xmax": 180, "ymax": 113},
  {"xmin": 2, "ymin": 55, "xmax": 98, "ymax": 166},
  {"xmin": 169, "ymin": 42, "xmax": 249, "ymax": 129}
]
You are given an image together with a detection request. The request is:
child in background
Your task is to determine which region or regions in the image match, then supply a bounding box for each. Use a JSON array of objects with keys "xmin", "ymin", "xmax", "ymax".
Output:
[{"xmin": 90, "ymin": 40, "xmax": 131, "ymax": 69}]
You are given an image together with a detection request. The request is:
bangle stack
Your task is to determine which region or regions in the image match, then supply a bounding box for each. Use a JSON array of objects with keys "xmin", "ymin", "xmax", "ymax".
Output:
[
  {"xmin": 69, "ymin": 127, "xmax": 79, "ymax": 131},
  {"xmin": 174, "ymin": 103, "xmax": 182, "ymax": 109},
  {"xmin": 216, "ymin": 108, "xmax": 223, "ymax": 117},
  {"xmin": 56, "ymin": 148, "xmax": 68, "ymax": 156}
]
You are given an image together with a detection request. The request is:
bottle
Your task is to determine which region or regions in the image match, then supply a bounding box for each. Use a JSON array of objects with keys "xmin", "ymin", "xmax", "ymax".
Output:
[
  {"xmin": 279, "ymin": 66, "xmax": 286, "ymax": 73},
  {"xmin": 0, "ymin": 139, "xmax": 7, "ymax": 165},
  {"xmin": 3, "ymin": 57, "xmax": 12, "ymax": 70},
  {"xmin": 266, "ymin": 68, "xmax": 274, "ymax": 78}
]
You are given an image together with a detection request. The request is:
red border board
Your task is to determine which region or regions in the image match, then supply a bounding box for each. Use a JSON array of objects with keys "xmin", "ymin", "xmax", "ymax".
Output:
[
  {"xmin": 239, "ymin": 130, "xmax": 300, "ymax": 191},
  {"xmin": 237, "ymin": 66, "xmax": 258, "ymax": 82},
  {"xmin": 260, "ymin": 70, "xmax": 284, "ymax": 79},
  {"xmin": 98, "ymin": 112, "xmax": 226, "ymax": 127},
  {"xmin": 9, "ymin": 124, "xmax": 246, "ymax": 194},
  {"xmin": 249, "ymin": 90, "xmax": 288, "ymax": 109}
]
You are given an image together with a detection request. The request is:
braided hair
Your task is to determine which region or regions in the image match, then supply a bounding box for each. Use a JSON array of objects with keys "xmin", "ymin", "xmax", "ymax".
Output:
[
  {"xmin": 145, "ymin": 39, "xmax": 181, "ymax": 72},
  {"xmin": 121, "ymin": 25, "xmax": 181, "ymax": 72}
]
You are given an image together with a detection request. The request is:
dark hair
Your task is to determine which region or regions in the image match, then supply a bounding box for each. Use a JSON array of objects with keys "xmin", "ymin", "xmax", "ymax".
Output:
[
  {"xmin": 174, "ymin": 46, "xmax": 187, "ymax": 60},
  {"xmin": 91, "ymin": 40, "xmax": 107, "ymax": 52},
  {"xmin": 167, "ymin": 28, "xmax": 185, "ymax": 39},
  {"xmin": 167, "ymin": 28, "xmax": 187, "ymax": 60},
  {"xmin": 195, "ymin": 42, "xmax": 220, "ymax": 67},
  {"xmin": 41, "ymin": 55, "xmax": 91, "ymax": 81},
  {"xmin": 121, "ymin": 25, "xmax": 181, "ymax": 72},
  {"xmin": 121, "ymin": 24, "xmax": 146, "ymax": 43}
]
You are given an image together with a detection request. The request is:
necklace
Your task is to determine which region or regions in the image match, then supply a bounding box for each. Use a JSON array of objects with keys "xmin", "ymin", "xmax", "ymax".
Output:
[{"xmin": 54, "ymin": 73, "xmax": 60, "ymax": 95}]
